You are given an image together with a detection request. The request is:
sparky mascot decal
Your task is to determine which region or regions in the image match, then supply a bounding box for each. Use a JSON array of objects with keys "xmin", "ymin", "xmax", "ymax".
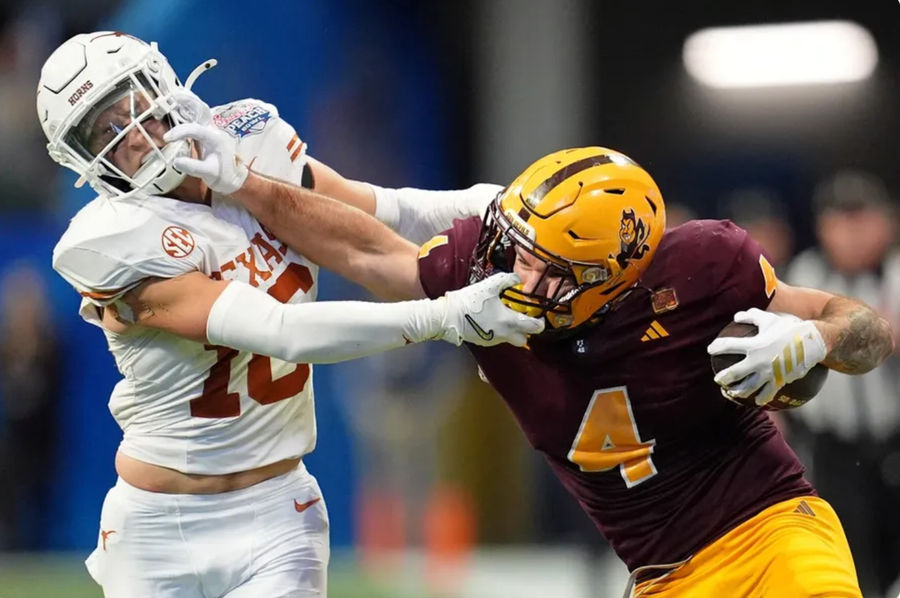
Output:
[{"xmin": 614, "ymin": 209, "xmax": 652, "ymax": 271}]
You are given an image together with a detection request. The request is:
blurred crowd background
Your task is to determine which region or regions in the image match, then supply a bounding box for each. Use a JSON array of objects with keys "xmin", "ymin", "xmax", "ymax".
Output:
[{"xmin": 0, "ymin": 1, "xmax": 898, "ymax": 597}]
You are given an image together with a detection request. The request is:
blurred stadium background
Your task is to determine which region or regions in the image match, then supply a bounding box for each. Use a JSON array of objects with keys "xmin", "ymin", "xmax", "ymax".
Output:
[{"xmin": 0, "ymin": 0, "xmax": 898, "ymax": 597}]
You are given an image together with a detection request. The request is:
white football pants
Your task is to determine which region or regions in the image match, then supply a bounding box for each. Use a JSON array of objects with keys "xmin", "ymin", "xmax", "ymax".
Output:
[{"xmin": 85, "ymin": 462, "xmax": 329, "ymax": 597}]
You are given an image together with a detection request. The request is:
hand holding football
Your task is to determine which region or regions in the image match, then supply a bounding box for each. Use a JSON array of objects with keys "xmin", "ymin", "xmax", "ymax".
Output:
[{"xmin": 710, "ymin": 322, "xmax": 829, "ymax": 410}]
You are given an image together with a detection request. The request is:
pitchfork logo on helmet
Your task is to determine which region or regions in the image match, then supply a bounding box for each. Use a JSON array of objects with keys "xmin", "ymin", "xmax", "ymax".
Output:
[
  {"xmin": 36, "ymin": 31, "xmax": 216, "ymax": 199},
  {"xmin": 472, "ymin": 147, "xmax": 666, "ymax": 332}
]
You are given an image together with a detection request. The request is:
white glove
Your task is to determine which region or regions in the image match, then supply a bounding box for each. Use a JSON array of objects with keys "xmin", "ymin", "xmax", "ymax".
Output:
[
  {"xmin": 170, "ymin": 87, "xmax": 213, "ymax": 126},
  {"xmin": 706, "ymin": 308, "xmax": 827, "ymax": 406},
  {"xmin": 162, "ymin": 92, "xmax": 248, "ymax": 195},
  {"xmin": 432, "ymin": 272, "xmax": 545, "ymax": 347}
]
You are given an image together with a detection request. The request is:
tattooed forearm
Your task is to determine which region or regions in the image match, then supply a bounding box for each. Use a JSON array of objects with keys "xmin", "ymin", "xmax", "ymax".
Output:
[{"xmin": 817, "ymin": 296, "xmax": 895, "ymax": 374}]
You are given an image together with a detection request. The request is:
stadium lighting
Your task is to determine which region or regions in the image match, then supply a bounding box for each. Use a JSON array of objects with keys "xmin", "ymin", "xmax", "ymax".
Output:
[{"xmin": 683, "ymin": 21, "xmax": 879, "ymax": 89}]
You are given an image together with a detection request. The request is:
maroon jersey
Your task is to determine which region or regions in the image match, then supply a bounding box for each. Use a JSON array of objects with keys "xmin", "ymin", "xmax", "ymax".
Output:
[{"xmin": 418, "ymin": 218, "xmax": 814, "ymax": 571}]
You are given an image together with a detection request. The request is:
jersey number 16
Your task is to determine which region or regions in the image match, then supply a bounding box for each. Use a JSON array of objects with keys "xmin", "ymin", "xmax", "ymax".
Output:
[{"xmin": 190, "ymin": 263, "xmax": 313, "ymax": 418}]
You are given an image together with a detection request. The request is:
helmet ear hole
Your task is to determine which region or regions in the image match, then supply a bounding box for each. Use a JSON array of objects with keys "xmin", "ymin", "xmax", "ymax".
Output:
[
  {"xmin": 547, "ymin": 313, "xmax": 573, "ymax": 328},
  {"xmin": 581, "ymin": 267, "xmax": 607, "ymax": 284}
]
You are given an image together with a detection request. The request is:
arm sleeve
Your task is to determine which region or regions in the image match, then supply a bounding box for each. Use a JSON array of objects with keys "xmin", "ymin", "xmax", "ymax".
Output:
[
  {"xmin": 371, "ymin": 183, "xmax": 502, "ymax": 244},
  {"xmin": 206, "ymin": 281, "xmax": 448, "ymax": 364}
]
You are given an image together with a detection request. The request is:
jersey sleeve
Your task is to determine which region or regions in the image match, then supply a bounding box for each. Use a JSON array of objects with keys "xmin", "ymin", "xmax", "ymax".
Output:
[
  {"xmin": 213, "ymin": 99, "xmax": 312, "ymax": 190},
  {"xmin": 707, "ymin": 220, "xmax": 777, "ymax": 315},
  {"xmin": 52, "ymin": 201, "xmax": 206, "ymax": 307},
  {"xmin": 417, "ymin": 216, "xmax": 483, "ymax": 299}
]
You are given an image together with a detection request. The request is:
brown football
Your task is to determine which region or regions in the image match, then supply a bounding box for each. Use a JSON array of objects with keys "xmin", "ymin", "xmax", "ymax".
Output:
[{"xmin": 710, "ymin": 321, "xmax": 829, "ymax": 411}]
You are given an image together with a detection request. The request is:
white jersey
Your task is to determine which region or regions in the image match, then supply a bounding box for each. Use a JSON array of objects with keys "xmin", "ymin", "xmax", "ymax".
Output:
[{"xmin": 53, "ymin": 99, "xmax": 319, "ymax": 474}]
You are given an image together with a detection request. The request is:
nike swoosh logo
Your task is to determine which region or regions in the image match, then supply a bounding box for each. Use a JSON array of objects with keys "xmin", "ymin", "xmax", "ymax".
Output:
[
  {"xmin": 294, "ymin": 497, "xmax": 321, "ymax": 513},
  {"xmin": 464, "ymin": 314, "xmax": 495, "ymax": 341}
]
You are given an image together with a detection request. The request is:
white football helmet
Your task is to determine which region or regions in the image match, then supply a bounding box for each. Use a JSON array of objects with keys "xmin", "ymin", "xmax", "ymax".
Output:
[{"xmin": 36, "ymin": 32, "xmax": 214, "ymax": 198}]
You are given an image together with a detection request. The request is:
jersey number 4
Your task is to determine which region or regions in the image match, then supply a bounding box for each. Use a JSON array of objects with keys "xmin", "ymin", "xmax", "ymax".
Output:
[
  {"xmin": 190, "ymin": 264, "xmax": 313, "ymax": 418},
  {"xmin": 567, "ymin": 386, "xmax": 657, "ymax": 488}
]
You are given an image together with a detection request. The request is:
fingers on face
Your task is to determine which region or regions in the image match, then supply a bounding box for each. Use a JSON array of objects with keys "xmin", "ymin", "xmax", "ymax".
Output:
[
  {"xmin": 172, "ymin": 156, "xmax": 216, "ymax": 179},
  {"xmin": 164, "ymin": 122, "xmax": 217, "ymax": 145},
  {"xmin": 523, "ymin": 315, "xmax": 545, "ymax": 334}
]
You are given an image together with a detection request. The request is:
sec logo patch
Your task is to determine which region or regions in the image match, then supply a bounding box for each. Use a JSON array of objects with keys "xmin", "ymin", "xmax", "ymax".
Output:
[{"xmin": 162, "ymin": 226, "xmax": 195, "ymax": 258}]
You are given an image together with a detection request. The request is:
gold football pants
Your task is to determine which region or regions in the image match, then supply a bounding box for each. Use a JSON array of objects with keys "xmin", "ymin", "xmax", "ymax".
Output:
[{"xmin": 634, "ymin": 496, "xmax": 861, "ymax": 598}]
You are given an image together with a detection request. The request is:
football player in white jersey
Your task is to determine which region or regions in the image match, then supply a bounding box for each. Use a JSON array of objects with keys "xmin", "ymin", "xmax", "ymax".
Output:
[{"xmin": 38, "ymin": 32, "xmax": 543, "ymax": 598}]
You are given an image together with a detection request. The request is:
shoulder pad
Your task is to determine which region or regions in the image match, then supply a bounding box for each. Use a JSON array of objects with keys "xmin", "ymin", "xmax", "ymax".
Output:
[
  {"xmin": 662, "ymin": 220, "xmax": 749, "ymax": 268},
  {"xmin": 53, "ymin": 197, "xmax": 205, "ymax": 303},
  {"xmin": 210, "ymin": 99, "xmax": 306, "ymax": 189}
]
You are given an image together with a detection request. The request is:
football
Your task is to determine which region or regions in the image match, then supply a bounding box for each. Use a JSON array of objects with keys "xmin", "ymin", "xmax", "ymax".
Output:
[{"xmin": 710, "ymin": 321, "xmax": 829, "ymax": 411}]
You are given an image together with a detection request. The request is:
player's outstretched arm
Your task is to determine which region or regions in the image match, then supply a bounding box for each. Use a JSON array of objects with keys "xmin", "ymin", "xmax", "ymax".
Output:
[
  {"xmin": 163, "ymin": 116, "xmax": 424, "ymax": 302},
  {"xmin": 166, "ymin": 88, "xmax": 495, "ymax": 246},
  {"xmin": 238, "ymin": 171, "xmax": 424, "ymax": 301},
  {"xmin": 308, "ymin": 154, "xmax": 501, "ymax": 244},
  {"xmin": 108, "ymin": 270, "xmax": 543, "ymax": 363}
]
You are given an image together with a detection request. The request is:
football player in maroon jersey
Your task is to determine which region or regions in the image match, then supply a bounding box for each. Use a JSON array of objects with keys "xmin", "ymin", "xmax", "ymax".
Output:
[{"xmin": 171, "ymin": 101, "xmax": 892, "ymax": 596}]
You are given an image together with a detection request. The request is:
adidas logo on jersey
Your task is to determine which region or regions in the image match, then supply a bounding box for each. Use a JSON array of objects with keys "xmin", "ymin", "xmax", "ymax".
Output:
[
  {"xmin": 793, "ymin": 500, "xmax": 816, "ymax": 517},
  {"xmin": 641, "ymin": 320, "xmax": 669, "ymax": 342}
]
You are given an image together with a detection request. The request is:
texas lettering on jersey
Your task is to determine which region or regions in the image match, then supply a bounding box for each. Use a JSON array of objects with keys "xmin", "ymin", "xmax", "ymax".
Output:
[{"xmin": 210, "ymin": 225, "xmax": 312, "ymax": 297}]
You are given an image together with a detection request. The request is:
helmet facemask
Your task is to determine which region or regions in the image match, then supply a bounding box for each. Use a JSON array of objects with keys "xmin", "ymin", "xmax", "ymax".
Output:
[
  {"xmin": 473, "ymin": 198, "xmax": 616, "ymax": 331},
  {"xmin": 38, "ymin": 34, "xmax": 218, "ymax": 200},
  {"xmin": 63, "ymin": 71, "xmax": 190, "ymax": 197}
]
